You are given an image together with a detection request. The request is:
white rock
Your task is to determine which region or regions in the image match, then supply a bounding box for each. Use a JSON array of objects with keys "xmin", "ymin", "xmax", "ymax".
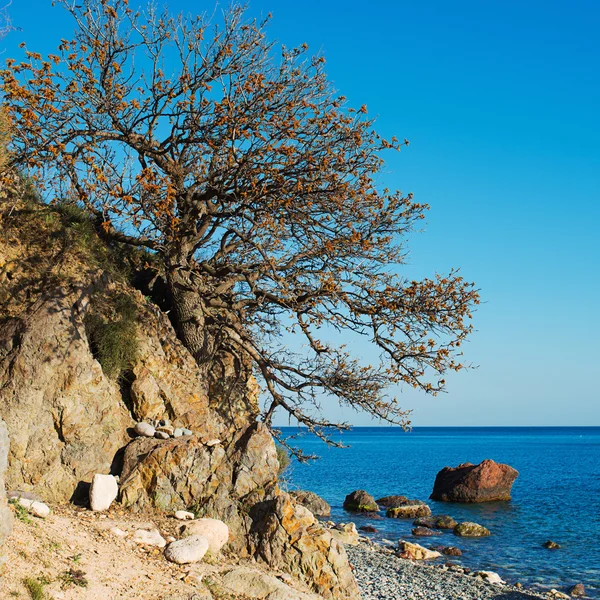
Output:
[
  {"xmin": 204, "ymin": 439, "xmax": 221, "ymax": 447},
  {"xmin": 18, "ymin": 497, "xmax": 50, "ymax": 518},
  {"xmin": 173, "ymin": 428, "xmax": 184, "ymax": 438},
  {"xmin": 181, "ymin": 428, "xmax": 193, "ymax": 436},
  {"xmin": 134, "ymin": 422, "xmax": 155, "ymax": 437},
  {"xmin": 164, "ymin": 535, "xmax": 209, "ymax": 564},
  {"xmin": 180, "ymin": 518, "xmax": 229, "ymax": 554},
  {"xmin": 549, "ymin": 591, "xmax": 570, "ymax": 600},
  {"xmin": 175, "ymin": 510, "xmax": 195, "ymax": 521},
  {"xmin": 133, "ymin": 528, "xmax": 166, "ymax": 548},
  {"xmin": 89, "ymin": 474, "xmax": 118, "ymax": 512},
  {"xmin": 110, "ymin": 527, "xmax": 128, "ymax": 538},
  {"xmin": 155, "ymin": 431, "xmax": 170, "ymax": 440},
  {"xmin": 475, "ymin": 570, "xmax": 505, "ymax": 585}
]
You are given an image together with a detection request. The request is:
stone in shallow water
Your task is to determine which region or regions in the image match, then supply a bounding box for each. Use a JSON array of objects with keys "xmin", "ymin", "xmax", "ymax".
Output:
[
  {"xmin": 412, "ymin": 526, "xmax": 441, "ymax": 537},
  {"xmin": 387, "ymin": 503, "xmax": 431, "ymax": 519},
  {"xmin": 569, "ymin": 583, "xmax": 585, "ymax": 597},
  {"xmin": 164, "ymin": 535, "xmax": 209, "ymax": 564},
  {"xmin": 453, "ymin": 521, "xmax": 490, "ymax": 537},
  {"xmin": 475, "ymin": 570, "xmax": 504, "ymax": 585},
  {"xmin": 343, "ymin": 490, "xmax": 378, "ymax": 512},
  {"xmin": 543, "ymin": 540, "xmax": 561, "ymax": 549}
]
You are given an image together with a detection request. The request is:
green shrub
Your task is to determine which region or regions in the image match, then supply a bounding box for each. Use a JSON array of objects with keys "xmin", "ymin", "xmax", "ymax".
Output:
[
  {"xmin": 275, "ymin": 444, "xmax": 290, "ymax": 475},
  {"xmin": 23, "ymin": 578, "xmax": 46, "ymax": 600},
  {"xmin": 85, "ymin": 293, "xmax": 139, "ymax": 380}
]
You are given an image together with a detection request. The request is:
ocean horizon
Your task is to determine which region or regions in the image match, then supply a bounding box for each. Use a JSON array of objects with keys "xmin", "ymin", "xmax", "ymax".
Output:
[{"xmin": 281, "ymin": 426, "xmax": 600, "ymax": 598}]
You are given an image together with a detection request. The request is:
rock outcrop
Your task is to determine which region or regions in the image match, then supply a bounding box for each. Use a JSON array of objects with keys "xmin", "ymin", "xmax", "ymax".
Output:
[
  {"xmin": 0, "ymin": 420, "xmax": 12, "ymax": 576},
  {"xmin": 430, "ymin": 459, "xmax": 518, "ymax": 502},
  {"xmin": 290, "ymin": 490, "xmax": 331, "ymax": 517},
  {"xmin": 250, "ymin": 494, "xmax": 360, "ymax": 599},
  {"xmin": 343, "ymin": 490, "xmax": 378, "ymax": 512},
  {"xmin": 0, "ymin": 200, "xmax": 361, "ymax": 600}
]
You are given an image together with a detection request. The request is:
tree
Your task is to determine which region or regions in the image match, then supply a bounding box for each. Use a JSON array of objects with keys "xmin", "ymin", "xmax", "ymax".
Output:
[{"xmin": 1, "ymin": 0, "xmax": 479, "ymax": 455}]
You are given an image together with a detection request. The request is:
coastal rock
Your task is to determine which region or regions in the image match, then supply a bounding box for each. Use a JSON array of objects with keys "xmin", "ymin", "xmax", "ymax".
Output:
[
  {"xmin": 289, "ymin": 490, "xmax": 331, "ymax": 517},
  {"xmin": 89, "ymin": 474, "xmax": 118, "ymax": 511},
  {"xmin": 0, "ymin": 420, "xmax": 13, "ymax": 575},
  {"xmin": 250, "ymin": 494, "xmax": 361, "ymax": 599},
  {"xmin": 343, "ymin": 490, "xmax": 378, "ymax": 513},
  {"xmin": 359, "ymin": 525, "xmax": 377, "ymax": 533},
  {"xmin": 386, "ymin": 503, "xmax": 431, "ymax": 519},
  {"xmin": 430, "ymin": 459, "xmax": 518, "ymax": 502},
  {"xmin": 432, "ymin": 545, "xmax": 463, "ymax": 556},
  {"xmin": 219, "ymin": 566, "xmax": 321, "ymax": 600},
  {"xmin": 375, "ymin": 495, "xmax": 408, "ymax": 508},
  {"xmin": 175, "ymin": 510, "xmax": 195, "ymax": 521},
  {"xmin": 412, "ymin": 526, "xmax": 441, "ymax": 537},
  {"xmin": 413, "ymin": 515, "xmax": 457, "ymax": 529},
  {"xmin": 397, "ymin": 540, "xmax": 442, "ymax": 560},
  {"xmin": 548, "ymin": 590, "xmax": 571, "ymax": 600},
  {"xmin": 331, "ymin": 522, "xmax": 360, "ymax": 546},
  {"xmin": 164, "ymin": 535, "xmax": 209, "ymax": 564},
  {"xmin": 475, "ymin": 570, "xmax": 505, "ymax": 585},
  {"xmin": 543, "ymin": 540, "xmax": 561, "ymax": 549},
  {"xmin": 453, "ymin": 522, "xmax": 490, "ymax": 537},
  {"xmin": 132, "ymin": 528, "xmax": 166, "ymax": 548},
  {"xmin": 180, "ymin": 518, "xmax": 229, "ymax": 554},
  {"xmin": 569, "ymin": 583, "xmax": 585, "ymax": 597}
]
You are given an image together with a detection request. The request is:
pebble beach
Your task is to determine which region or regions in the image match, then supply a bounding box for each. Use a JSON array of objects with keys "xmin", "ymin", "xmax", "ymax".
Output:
[{"xmin": 348, "ymin": 542, "xmax": 550, "ymax": 600}]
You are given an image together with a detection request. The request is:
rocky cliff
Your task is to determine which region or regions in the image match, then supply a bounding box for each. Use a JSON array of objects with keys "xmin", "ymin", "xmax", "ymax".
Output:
[{"xmin": 0, "ymin": 196, "xmax": 359, "ymax": 599}]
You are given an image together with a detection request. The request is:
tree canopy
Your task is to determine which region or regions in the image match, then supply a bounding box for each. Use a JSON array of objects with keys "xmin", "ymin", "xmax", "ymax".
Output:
[{"xmin": 1, "ymin": 0, "xmax": 479, "ymax": 454}]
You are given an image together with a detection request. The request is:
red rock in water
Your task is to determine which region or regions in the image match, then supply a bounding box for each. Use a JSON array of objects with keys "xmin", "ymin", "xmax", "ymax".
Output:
[{"xmin": 430, "ymin": 459, "xmax": 518, "ymax": 502}]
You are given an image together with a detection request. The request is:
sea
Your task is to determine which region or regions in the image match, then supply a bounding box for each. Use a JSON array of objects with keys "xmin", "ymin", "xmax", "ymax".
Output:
[{"xmin": 281, "ymin": 426, "xmax": 600, "ymax": 598}]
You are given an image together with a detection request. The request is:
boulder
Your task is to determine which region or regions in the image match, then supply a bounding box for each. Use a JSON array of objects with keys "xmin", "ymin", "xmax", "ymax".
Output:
[
  {"xmin": 250, "ymin": 494, "xmax": 360, "ymax": 600},
  {"xmin": 343, "ymin": 490, "xmax": 378, "ymax": 512},
  {"xmin": 375, "ymin": 495, "xmax": 408, "ymax": 508},
  {"xmin": 180, "ymin": 518, "xmax": 229, "ymax": 554},
  {"xmin": 219, "ymin": 566, "xmax": 321, "ymax": 599},
  {"xmin": 430, "ymin": 459, "xmax": 518, "ymax": 502},
  {"xmin": 164, "ymin": 535, "xmax": 209, "ymax": 564},
  {"xmin": 569, "ymin": 583, "xmax": 585, "ymax": 597},
  {"xmin": 0, "ymin": 420, "xmax": 13, "ymax": 575},
  {"xmin": 412, "ymin": 526, "xmax": 441, "ymax": 537},
  {"xmin": 413, "ymin": 515, "xmax": 457, "ymax": 529},
  {"xmin": 134, "ymin": 422, "xmax": 156, "ymax": 438},
  {"xmin": 453, "ymin": 522, "xmax": 490, "ymax": 537},
  {"xmin": 359, "ymin": 525, "xmax": 377, "ymax": 533},
  {"xmin": 289, "ymin": 490, "xmax": 331, "ymax": 517},
  {"xmin": 89, "ymin": 474, "xmax": 118, "ymax": 511},
  {"xmin": 387, "ymin": 503, "xmax": 431, "ymax": 519},
  {"xmin": 475, "ymin": 571, "xmax": 505, "ymax": 585},
  {"xmin": 132, "ymin": 528, "xmax": 166, "ymax": 548},
  {"xmin": 432, "ymin": 545, "xmax": 462, "ymax": 556},
  {"xmin": 331, "ymin": 522, "xmax": 359, "ymax": 546},
  {"xmin": 397, "ymin": 540, "xmax": 442, "ymax": 560},
  {"xmin": 543, "ymin": 540, "xmax": 561, "ymax": 549}
]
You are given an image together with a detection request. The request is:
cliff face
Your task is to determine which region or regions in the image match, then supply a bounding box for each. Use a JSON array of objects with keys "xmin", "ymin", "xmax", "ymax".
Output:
[{"xmin": 0, "ymin": 197, "xmax": 359, "ymax": 599}]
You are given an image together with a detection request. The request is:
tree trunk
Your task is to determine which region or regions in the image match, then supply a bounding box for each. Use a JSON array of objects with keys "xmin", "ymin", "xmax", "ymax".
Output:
[{"xmin": 166, "ymin": 265, "xmax": 215, "ymax": 372}]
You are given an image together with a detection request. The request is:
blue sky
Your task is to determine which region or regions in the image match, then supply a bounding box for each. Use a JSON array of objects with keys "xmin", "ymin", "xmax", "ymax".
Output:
[{"xmin": 6, "ymin": 1, "xmax": 599, "ymax": 426}]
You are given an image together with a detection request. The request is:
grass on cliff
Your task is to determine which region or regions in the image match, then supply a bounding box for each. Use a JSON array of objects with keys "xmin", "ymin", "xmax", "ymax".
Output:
[
  {"xmin": 84, "ymin": 292, "xmax": 139, "ymax": 381},
  {"xmin": 276, "ymin": 444, "xmax": 291, "ymax": 475}
]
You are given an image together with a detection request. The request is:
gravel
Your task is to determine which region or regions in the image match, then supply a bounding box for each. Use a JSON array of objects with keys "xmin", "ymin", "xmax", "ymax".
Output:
[{"xmin": 347, "ymin": 542, "xmax": 548, "ymax": 600}]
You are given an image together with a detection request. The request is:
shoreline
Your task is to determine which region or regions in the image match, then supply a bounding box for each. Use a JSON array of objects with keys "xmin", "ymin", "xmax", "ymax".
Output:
[{"xmin": 347, "ymin": 539, "xmax": 556, "ymax": 600}]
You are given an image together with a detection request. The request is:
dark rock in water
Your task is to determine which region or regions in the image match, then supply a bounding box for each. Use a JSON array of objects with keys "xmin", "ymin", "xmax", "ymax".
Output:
[
  {"xmin": 413, "ymin": 515, "xmax": 457, "ymax": 530},
  {"xmin": 359, "ymin": 525, "xmax": 378, "ymax": 533},
  {"xmin": 569, "ymin": 583, "xmax": 585, "ymax": 597},
  {"xmin": 289, "ymin": 490, "xmax": 331, "ymax": 517},
  {"xmin": 430, "ymin": 459, "xmax": 518, "ymax": 502},
  {"xmin": 387, "ymin": 502, "xmax": 431, "ymax": 519},
  {"xmin": 453, "ymin": 522, "xmax": 490, "ymax": 537},
  {"xmin": 343, "ymin": 490, "xmax": 378, "ymax": 512},
  {"xmin": 441, "ymin": 546, "xmax": 463, "ymax": 556},
  {"xmin": 412, "ymin": 526, "xmax": 441, "ymax": 537},
  {"xmin": 361, "ymin": 511, "xmax": 384, "ymax": 520},
  {"xmin": 375, "ymin": 495, "xmax": 408, "ymax": 508},
  {"xmin": 543, "ymin": 540, "xmax": 561, "ymax": 549}
]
